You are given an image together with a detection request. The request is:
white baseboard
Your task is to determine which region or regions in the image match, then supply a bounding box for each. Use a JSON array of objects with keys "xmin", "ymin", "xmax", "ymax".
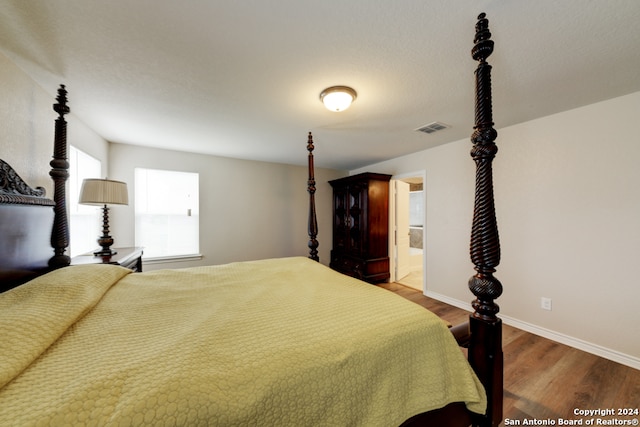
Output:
[{"xmin": 425, "ymin": 290, "xmax": 640, "ymax": 371}]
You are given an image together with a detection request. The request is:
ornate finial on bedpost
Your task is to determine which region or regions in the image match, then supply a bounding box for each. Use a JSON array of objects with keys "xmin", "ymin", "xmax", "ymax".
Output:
[
  {"xmin": 472, "ymin": 13, "xmax": 494, "ymax": 63},
  {"xmin": 307, "ymin": 132, "xmax": 319, "ymax": 262},
  {"xmin": 469, "ymin": 13, "xmax": 503, "ymax": 427},
  {"xmin": 49, "ymin": 84, "xmax": 71, "ymax": 269}
]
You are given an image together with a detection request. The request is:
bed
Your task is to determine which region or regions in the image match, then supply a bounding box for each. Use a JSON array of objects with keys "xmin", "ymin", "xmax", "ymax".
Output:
[{"xmin": 0, "ymin": 13, "xmax": 503, "ymax": 427}]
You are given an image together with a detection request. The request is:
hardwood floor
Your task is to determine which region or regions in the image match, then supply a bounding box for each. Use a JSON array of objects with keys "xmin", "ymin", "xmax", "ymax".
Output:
[{"xmin": 380, "ymin": 282, "xmax": 640, "ymax": 427}]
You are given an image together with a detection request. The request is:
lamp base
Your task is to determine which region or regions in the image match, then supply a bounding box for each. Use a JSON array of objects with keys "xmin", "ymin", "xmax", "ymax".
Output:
[
  {"xmin": 93, "ymin": 248, "xmax": 118, "ymax": 257},
  {"xmin": 94, "ymin": 205, "xmax": 117, "ymax": 257}
]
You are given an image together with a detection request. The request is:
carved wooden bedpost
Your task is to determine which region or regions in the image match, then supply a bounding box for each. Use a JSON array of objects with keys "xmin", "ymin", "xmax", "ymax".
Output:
[
  {"xmin": 48, "ymin": 84, "xmax": 71, "ymax": 269},
  {"xmin": 307, "ymin": 132, "xmax": 319, "ymax": 262},
  {"xmin": 468, "ymin": 13, "xmax": 503, "ymax": 427}
]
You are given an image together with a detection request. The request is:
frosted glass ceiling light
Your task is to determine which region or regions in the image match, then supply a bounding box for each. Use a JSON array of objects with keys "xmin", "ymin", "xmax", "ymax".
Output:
[{"xmin": 320, "ymin": 86, "xmax": 357, "ymax": 112}]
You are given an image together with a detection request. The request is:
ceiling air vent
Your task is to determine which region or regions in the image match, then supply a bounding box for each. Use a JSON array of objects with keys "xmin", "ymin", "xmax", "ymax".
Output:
[{"xmin": 415, "ymin": 121, "xmax": 450, "ymax": 134}]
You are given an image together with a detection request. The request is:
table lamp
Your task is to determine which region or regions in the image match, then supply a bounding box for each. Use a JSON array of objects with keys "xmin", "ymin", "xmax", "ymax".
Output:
[{"xmin": 79, "ymin": 178, "xmax": 128, "ymax": 256}]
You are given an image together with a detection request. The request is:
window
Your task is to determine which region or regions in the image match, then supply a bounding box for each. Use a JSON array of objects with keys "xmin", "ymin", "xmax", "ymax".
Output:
[
  {"xmin": 409, "ymin": 190, "xmax": 424, "ymax": 227},
  {"xmin": 409, "ymin": 190, "xmax": 424, "ymax": 250},
  {"xmin": 135, "ymin": 168, "xmax": 199, "ymax": 259},
  {"xmin": 69, "ymin": 146, "xmax": 102, "ymax": 256}
]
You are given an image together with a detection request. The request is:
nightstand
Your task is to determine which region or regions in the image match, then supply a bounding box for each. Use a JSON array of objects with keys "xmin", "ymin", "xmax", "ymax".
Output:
[{"xmin": 71, "ymin": 247, "xmax": 144, "ymax": 272}]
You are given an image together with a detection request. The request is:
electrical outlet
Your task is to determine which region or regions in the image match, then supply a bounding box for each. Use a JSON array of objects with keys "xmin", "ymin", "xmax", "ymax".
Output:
[{"xmin": 540, "ymin": 297, "xmax": 552, "ymax": 311}]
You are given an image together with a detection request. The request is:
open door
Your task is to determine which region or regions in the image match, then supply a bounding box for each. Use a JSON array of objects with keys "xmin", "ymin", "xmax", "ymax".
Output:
[{"xmin": 394, "ymin": 180, "xmax": 411, "ymax": 281}]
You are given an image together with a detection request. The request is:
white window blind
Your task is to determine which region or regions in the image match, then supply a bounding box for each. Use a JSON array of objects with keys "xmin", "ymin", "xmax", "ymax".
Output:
[
  {"xmin": 69, "ymin": 146, "xmax": 101, "ymax": 257},
  {"xmin": 135, "ymin": 168, "xmax": 199, "ymax": 259}
]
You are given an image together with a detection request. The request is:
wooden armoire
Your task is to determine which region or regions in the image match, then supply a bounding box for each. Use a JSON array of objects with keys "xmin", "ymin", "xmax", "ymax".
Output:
[{"xmin": 329, "ymin": 172, "xmax": 391, "ymax": 284}]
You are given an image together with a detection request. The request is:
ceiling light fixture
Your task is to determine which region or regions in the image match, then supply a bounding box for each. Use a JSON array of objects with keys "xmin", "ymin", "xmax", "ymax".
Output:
[{"xmin": 320, "ymin": 86, "xmax": 357, "ymax": 112}]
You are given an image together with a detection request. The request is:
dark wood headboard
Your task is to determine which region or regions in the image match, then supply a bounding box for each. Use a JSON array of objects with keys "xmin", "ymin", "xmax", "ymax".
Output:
[{"xmin": 0, "ymin": 161, "xmax": 55, "ymax": 290}]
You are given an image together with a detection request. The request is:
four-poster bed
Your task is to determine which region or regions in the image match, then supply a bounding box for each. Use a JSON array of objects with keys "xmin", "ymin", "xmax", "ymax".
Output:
[{"xmin": 0, "ymin": 14, "xmax": 503, "ymax": 427}]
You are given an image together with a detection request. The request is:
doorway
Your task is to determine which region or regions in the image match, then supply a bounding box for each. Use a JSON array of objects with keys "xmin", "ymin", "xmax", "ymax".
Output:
[{"xmin": 389, "ymin": 171, "xmax": 426, "ymax": 292}]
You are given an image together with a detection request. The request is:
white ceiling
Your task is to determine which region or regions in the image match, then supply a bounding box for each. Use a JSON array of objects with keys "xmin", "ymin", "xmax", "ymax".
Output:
[{"xmin": 2, "ymin": 1, "xmax": 640, "ymax": 170}]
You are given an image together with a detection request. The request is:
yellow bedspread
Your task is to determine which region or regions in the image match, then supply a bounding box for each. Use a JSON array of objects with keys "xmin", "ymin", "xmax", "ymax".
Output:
[{"xmin": 0, "ymin": 257, "xmax": 485, "ymax": 426}]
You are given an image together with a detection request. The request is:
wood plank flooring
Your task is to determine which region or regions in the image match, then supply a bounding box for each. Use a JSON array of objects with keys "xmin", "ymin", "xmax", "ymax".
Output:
[{"xmin": 380, "ymin": 282, "xmax": 640, "ymax": 427}]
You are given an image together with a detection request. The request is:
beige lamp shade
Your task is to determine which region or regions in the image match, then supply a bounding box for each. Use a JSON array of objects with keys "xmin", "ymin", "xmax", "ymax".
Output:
[{"xmin": 79, "ymin": 179, "xmax": 128, "ymax": 206}]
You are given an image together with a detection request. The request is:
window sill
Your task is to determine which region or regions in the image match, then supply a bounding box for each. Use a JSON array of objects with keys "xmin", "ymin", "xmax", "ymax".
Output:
[{"xmin": 142, "ymin": 254, "xmax": 203, "ymax": 265}]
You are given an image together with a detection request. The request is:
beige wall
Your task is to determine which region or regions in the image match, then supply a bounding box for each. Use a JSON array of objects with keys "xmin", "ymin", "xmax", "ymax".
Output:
[
  {"xmin": 109, "ymin": 143, "xmax": 344, "ymax": 270},
  {"xmin": 352, "ymin": 91, "xmax": 640, "ymax": 367},
  {"xmin": 0, "ymin": 51, "xmax": 109, "ymax": 201}
]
